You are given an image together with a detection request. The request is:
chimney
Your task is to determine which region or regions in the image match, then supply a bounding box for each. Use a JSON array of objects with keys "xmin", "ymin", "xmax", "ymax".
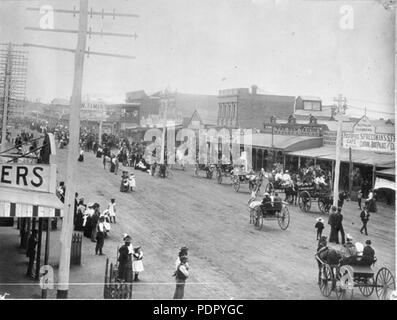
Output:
[{"xmin": 251, "ymin": 85, "xmax": 258, "ymax": 95}]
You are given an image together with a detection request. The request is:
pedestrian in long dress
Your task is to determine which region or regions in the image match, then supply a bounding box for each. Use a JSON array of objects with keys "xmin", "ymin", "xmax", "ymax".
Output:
[
  {"xmin": 129, "ymin": 173, "xmax": 136, "ymax": 192},
  {"xmin": 173, "ymin": 256, "xmax": 189, "ymax": 299},
  {"xmin": 91, "ymin": 204, "xmax": 100, "ymax": 242},
  {"xmin": 83, "ymin": 204, "xmax": 94, "ymax": 238},
  {"xmin": 108, "ymin": 198, "xmax": 116, "ymax": 223},
  {"xmin": 118, "ymin": 235, "xmax": 133, "ymax": 282},
  {"xmin": 132, "ymin": 246, "xmax": 144, "ymax": 281}
]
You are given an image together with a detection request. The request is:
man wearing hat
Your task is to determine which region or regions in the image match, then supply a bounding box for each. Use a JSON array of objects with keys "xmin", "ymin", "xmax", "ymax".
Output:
[
  {"xmin": 118, "ymin": 235, "xmax": 133, "ymax": 282},
  {"xmin": 360, "ymin": 206, "xmax": 370, "ymax": 236},
  {"xmin": 315, "ymin": 217, "xmax": 325, "ymax": 240},
  {"xmin": 173, "ymin": 256, "xmax": 189, "ymax": 299},
  {"xmin": 95, "ymin": 216, "xmax": 105, "ymax": 255},
  {"xmin": 175, "ymin": 246, "xmax": 189, "ymax": 269},
  {"xmin": 362, "ymin": 240, "xmax": 375, "ymax": 265}
]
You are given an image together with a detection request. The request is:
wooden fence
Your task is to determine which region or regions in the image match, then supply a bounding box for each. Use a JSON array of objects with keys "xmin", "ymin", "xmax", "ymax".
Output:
[
  {"xmin": 70, "ymin": 233, "xmax": 82, "ymax": 265},
  {"xmin": 103, "ymin": 255, "xmax": 132, "ymax": 299}
]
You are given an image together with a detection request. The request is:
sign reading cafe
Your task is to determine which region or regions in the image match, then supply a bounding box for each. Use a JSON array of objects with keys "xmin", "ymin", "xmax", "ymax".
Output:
[{"xmin": 342, "ymin": 116, "xmax": 395, "ymax": 153}]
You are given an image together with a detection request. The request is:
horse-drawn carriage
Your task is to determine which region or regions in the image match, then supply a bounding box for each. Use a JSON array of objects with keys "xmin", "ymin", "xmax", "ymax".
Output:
[
  {"xmin": 194, "ymin": 163, "xmax": 216, "ymax": 179},
  {"xmin": 248, "ymin": 199, "xmax": 290, "ymax": 230},
  {"xmin": 232, "ymin": 169, "xmax": 264, "ymax": 193},
  {"xmin": 215, "ymin": 163, "xmax": 234, "ymax": 184},
  {"xmin": 297, "ymin": 183, "xmax": 334, "ymax": 214},
  {"xmin": 315, "ymin": 253, "xmax": 395, "ymax": 300}
]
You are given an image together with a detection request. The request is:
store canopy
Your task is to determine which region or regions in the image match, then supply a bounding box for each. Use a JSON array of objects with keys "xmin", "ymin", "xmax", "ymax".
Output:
[
  {"xmin": 252, "ymin": 134, "xmax": 323, "ymax": 152},
  {"xmin": 0, "ymin": 187, "xmax": 63, "ymax": 218},
  {"xmin": 374, "ymin": 177, "xmax": 395, "ymax": 191},
  {"xmin": 287, "ymin": 146, "xmax": 395, "ymax": 167},
  {"xmin": 375, "ymin": 168, "xmax": 395, "ymax": 178}
]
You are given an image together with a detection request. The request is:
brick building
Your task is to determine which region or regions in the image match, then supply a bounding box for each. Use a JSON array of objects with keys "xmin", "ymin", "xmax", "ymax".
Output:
[{"xmin": 217, "ymin": 86, "xmax": 295, "ymax": 129}]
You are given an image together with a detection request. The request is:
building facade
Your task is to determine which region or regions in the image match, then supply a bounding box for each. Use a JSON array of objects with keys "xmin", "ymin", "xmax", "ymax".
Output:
[{"xmin": 217, "ymin": 86, "xmax": 295, "ymax": 129}]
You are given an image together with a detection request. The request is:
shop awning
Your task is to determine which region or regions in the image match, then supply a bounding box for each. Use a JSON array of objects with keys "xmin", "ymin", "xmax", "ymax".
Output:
[
  {"xmin": 0, "ymin": 187, "xmax": 64, "ymax": 218},
  {"xmin": 252, "ymin": 134, "xmax": 323, "ymax": 152},
  {"xmin": 287, "ymin": 146, "xmax": 395, "ymax": 167},
  {"xmin": 375, "ymin": 168, "xmax": 395, "ymax": 177},
  {"xmin": 374, "ymin": 177, "xmax": 395, "ymax": 191}
]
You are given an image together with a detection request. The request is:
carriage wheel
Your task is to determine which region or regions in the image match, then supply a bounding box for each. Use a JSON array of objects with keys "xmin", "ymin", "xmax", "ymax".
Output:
[
  {"xmin": 277, "ymin": 205, "xmax": 290, "ymax": 230},
  {"xmin": 217, "ymin": 170, "xmax": 222, "ymax": 184},
  {"xmin": 249, "ymin": 208, "xmax": 256, "ymax": 224},
  {"xmin": 265, "ymin": 182, "xmax": 274, "ymax": 194},
  {"xmin": 319, "ymin": 264, "xmax": 333, "ymax": 297},
  {"xmin": 358, "ymin": 276, "xmax": 375, "ymax": 297},
  {"xmin": 298, "ymin": 191, "xmax": 311, "ymax": 212},
  {"xmin": 375, "ymin": 267, "xmax": 395, "ymax": 300},
  {"xmin": 233, "ymin": 177, "xmax": 240, "ymax": 192},
  {"xmin": 335, "ymin": 266, "xmax": 354, "ymax": 300}
]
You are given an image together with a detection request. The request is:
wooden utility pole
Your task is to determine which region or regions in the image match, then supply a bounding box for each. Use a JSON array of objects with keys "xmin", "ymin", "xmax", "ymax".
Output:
[
  {"xmin": 160, "ymin": 91, "xmax": 169, "ymax": 164},
  {"xmin": 348, "ymin": 147, "xmax": 353, "ymax": 196},
  {"xmin": 333, "ymin": 94, "xmax": 347, "ymax": 207},
  {"xmin": 24, "ymin": 1, "xmax": 138, "ymax": 299},
  {"xmin": 57, "ymin": 0, "xmax": 88, "ymax": 299}
]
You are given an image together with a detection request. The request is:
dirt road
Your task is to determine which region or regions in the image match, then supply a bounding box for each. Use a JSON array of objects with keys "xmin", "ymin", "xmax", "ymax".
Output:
[{"xmin": 55, "ymin": 149, "xmax": 395, "ymax": 300}]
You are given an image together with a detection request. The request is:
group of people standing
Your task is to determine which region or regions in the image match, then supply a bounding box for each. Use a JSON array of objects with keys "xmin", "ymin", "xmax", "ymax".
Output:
[{"xmin": 74, "ymin": 197, "xmax": 117, "ymax": 256}]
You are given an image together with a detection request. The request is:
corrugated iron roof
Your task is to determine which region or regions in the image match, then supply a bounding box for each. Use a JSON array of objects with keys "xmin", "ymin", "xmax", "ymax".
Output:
[{"xmin": 287, "ymin": 146, "xmax": 395, "ymax": 167}]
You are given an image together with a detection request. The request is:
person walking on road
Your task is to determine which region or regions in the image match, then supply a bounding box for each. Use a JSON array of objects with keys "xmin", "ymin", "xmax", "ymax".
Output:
[
  {"xmin": 173, "ymin": 256, "xmax": 189, "ymax": 299},
  {"xmin": 315, "ymin": 217, "xmax": 324, "ymax": 240},
  {"xmin": 95, "ymin": 216, "xmax": 105, "ymax": 255},
  {"xmin": 360, "ymin": 206, "xmax": 370, "ymax": 236},
  {"xmin": 357, "ymin": 189, "xmax": 363, "ymax": 210},
  {"xmin": 108, "ymin": 198, "xmax": 116, "ymax": 223}
]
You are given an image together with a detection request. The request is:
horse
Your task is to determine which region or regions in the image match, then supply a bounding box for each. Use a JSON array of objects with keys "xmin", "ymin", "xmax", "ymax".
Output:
[{"xmin": 284, "ymin": 180, "xmax": 298, "ymax": 205}]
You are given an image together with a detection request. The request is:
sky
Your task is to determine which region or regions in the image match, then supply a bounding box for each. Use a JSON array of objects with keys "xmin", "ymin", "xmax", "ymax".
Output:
[{"xmin": 0, "ymin": 0, "xmax": 395, "ymax": 119}]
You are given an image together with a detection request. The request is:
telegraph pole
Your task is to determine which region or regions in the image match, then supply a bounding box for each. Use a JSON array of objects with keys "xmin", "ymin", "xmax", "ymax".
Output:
[
  {"xmin": 160, "ymin": 90, "xmax": 169, "ymax": 164},
  {"xmin": 57, "ymin": 0, "xmax": 88, "ymax": 299},
  {"xmin": 24, "ymin": 0, "xmax": 138, "ymax": 299},
  {"xmin": 332, "ymin": 94, "xmax": 347, "ymax": 207}
]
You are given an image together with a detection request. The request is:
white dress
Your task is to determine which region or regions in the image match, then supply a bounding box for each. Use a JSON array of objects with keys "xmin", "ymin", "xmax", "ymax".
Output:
[
  {"xmin": 132, "ymin": 251, "xmax": 144, "ymax": 273},
  {"xmin": 108, "ymin": 203, "xmax": 116, "ymax": 217}
]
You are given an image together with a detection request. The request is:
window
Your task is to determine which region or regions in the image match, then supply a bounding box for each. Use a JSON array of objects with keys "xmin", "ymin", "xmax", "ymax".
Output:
[{"xmin": 303, "ymin": 100, "xmax": 321, "ymax": 111}]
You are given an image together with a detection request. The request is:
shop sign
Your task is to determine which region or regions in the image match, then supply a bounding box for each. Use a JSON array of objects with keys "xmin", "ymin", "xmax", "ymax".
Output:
[
  {"xmin": 343, "ymin": 116, "xmax": 395, "ymax": 152},
  {"xmin": 0, "ymin": 164, "xmax": 57, "ymax": 193},
  {"xmin": 263, "ymin": 124, "xmax": 322, "ymax": 137}
]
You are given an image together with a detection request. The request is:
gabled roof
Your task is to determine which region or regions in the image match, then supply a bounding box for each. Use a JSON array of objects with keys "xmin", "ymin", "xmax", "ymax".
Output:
[
  {"xmin": 297, "ymin": 96, "xmax": 322, "ymax": 101},
  {"xmin": 126, "ymin": 90, "xmax": 148, "ymax": 101}
]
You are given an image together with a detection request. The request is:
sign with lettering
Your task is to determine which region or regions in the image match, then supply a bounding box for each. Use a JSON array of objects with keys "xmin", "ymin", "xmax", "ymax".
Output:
[
  {"xmin": 343, "ymin": 116, "xmax": 395, "ymax": 153},
  {"xmin": 353, "ymin": 116, "xmax": 376, "ymax": 134},
  {"xmin": 0, "ymin": 164, "xmax": 57, "ymax": 193},
  {"xmin": 263, "ymin": 124, "xmax": 323, "ymax": 137}
]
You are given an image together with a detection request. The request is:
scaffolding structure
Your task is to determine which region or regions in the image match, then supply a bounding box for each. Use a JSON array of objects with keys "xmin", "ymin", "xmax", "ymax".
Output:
[{"xmin": 0, "ymin": 43, "xmax": 28, "ymax": 131}]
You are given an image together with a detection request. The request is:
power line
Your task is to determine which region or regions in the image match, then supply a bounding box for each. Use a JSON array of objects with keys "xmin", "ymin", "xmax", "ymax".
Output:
[{"xmin": 346, "ymin": 104, "xmax": 395, "ymax": 116}]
